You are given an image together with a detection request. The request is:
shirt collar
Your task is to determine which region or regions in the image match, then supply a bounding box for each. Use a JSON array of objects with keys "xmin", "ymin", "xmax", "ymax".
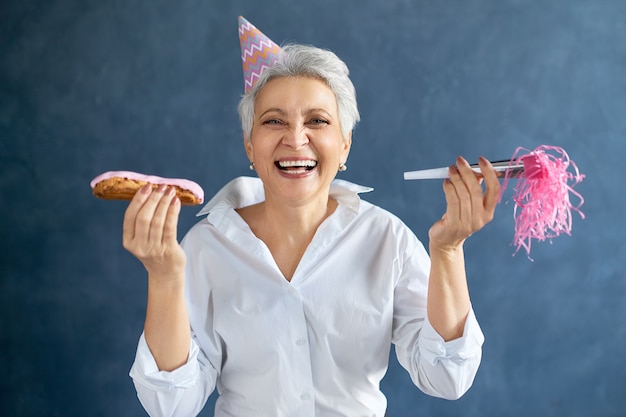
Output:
[{"xmin": 196, "ymin": 176, "xmax": 373, "ymax": 217}]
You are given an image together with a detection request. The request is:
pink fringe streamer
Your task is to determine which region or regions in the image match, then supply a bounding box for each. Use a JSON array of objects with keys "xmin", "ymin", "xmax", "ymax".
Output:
[{"xmin": 501, "ymin": 145, "xmax": 585, "ymax": 257}]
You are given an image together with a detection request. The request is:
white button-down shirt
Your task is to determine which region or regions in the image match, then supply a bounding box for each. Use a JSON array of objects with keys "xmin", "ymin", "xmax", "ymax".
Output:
[{"xmin": 130, "ymin": 177, "xmax": 484, "ymax": 417}]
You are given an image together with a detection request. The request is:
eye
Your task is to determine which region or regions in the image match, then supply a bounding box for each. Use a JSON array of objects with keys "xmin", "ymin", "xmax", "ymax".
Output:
[
  {"xmin": 309, "ymin": 118, "xmax": 329, "ymax": 125},
  {"xmin": 262, "ymin": 119, "xmax": 283, "ymax": 125}
]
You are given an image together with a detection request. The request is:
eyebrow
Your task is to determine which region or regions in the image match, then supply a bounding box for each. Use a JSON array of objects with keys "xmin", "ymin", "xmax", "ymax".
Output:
[
  {"xmin": 258, "ymin": 108, "xmax": 334, "ymax": 119},
  {"xmin": 258, "ymin": 108, "xmax": 286, "ymax": 119}
]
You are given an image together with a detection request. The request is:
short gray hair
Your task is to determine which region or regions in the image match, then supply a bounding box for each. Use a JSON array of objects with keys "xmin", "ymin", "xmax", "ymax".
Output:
[{"xmin": 237, "ymin": 44, "xmax": 360, "ymax": 141}]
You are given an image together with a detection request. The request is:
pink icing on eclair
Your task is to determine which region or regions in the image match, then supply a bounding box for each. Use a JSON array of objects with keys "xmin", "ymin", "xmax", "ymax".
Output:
[{"xmin": 90, "ymin": 171, "xmax": 204, "ymax": 203}]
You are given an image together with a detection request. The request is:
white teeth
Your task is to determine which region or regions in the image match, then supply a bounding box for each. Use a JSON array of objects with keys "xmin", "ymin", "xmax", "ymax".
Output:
[
  {"xmin": 278, "ymin": 160, "xmax": 317, "ymax": 168},
  {"xmin": 283, "ymin": 168, "xmax": 308, "ymax": 175}
]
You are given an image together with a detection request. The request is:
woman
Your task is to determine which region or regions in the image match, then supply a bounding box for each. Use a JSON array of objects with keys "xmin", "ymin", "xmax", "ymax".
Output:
[{"xmin": 125, "ymin": 43, "xmax": 500, "ymax": 417}]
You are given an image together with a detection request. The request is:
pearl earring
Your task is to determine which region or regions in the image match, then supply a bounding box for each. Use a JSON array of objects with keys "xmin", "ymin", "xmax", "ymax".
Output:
[
  {"xmin": 338, "ymin": 162, "xmax": 347, "ymax": 172},
  {"xmin": 249, "ymin": 162, "xmax": 255, "ymax": 171}
]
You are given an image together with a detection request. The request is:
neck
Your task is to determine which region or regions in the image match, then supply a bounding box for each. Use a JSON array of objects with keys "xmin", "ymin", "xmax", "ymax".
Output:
[
  {"xmin": 237, "ymin": 194, "xmax": 338, "ymax": 281},
  {"xmin": 261, "ymin": 195, "xmax": 337, "ymax": 242}
]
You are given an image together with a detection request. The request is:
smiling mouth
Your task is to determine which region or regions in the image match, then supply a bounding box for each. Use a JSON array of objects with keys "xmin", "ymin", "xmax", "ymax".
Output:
[{"xmin": 275, "ymin": 160, "xmax": 318, "ymax": 174}]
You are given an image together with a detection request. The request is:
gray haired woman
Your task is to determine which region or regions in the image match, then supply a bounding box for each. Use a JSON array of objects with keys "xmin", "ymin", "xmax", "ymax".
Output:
[{"xmin": 124, "ymin": 40, "xmax": 500, "ymax": 417}]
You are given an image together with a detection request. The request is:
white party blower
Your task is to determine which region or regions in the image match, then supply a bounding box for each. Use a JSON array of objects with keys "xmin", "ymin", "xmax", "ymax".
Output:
[{"xmin": 403, "ymin": 157, "xmax": 543, "ymax": 180}]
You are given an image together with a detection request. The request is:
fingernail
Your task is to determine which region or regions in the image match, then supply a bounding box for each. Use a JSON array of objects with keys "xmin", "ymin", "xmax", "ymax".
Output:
[
  {"xmin": 479, "ymin": 156, "xmax": 489, "ymax": 164},
  {"xmin": 457, "ymin": 156, "xmax": 468, "ymax": 165},
  {"xmin": 141, "ymin": 184, "xmax": 152, "ymax": 194},
  {"xmin": 156, "ymin": 184, "xmax": 167, "ymax": 193}
]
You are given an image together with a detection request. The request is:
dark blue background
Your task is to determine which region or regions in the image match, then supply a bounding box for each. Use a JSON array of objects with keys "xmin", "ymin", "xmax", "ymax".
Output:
[{"xmin": 2, "ymin": 1, "xmax": 624, "ymax": 416}]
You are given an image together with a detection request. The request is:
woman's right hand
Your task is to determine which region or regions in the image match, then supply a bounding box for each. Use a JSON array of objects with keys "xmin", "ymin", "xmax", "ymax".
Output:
[
  {"xmin": 122, "ymin": 184, "xmax": 186, "ymax": 283},
  {"xmin": 124, "ymin": 184, "xmax": 191, "ymax": 372}
]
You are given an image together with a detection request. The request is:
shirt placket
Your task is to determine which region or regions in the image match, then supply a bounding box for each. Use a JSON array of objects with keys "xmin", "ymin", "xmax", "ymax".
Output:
[{"xmin": 282, "ymin": 283, "xmax": 316, "ymax": 416}]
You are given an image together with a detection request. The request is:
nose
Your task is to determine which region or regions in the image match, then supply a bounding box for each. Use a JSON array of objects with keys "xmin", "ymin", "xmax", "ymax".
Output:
[{"xmin": 281, "ymin": 127, "xmax": 309, "ymax": 149}]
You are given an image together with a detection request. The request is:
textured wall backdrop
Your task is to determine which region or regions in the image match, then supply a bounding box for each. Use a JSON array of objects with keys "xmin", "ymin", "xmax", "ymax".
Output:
[{"xmin": 1, "ymin": 0, "xmax": 625, "ymax": 416}]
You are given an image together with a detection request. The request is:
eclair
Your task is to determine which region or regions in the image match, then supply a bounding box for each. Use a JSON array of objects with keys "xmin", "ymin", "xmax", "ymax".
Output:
[{"xmin": 90, "ymin": 171, "xmax": 204, "ymax": 206}]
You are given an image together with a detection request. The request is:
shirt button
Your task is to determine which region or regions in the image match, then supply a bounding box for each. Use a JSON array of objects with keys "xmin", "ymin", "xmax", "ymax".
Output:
[
  {"xmin": 295, "ymin": 338, "xmax": 306, "ymax": 346},
  {"xmin": 301, "ymin": 393, "xmax": 311, "ymax": 401}
]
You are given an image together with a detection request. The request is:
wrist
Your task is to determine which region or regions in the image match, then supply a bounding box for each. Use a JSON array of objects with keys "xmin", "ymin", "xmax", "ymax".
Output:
[
  {"xmin": 429, "ymin": 240, "xmax": 465, "ymax": 257},
  {"xmin": 147, "ymin": 270, "xmax": 186, "ymax": 292}
]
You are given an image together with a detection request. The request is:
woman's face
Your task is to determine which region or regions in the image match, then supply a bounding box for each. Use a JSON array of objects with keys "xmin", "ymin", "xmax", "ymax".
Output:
[{"xmin": 245, "ymin": 76, "xmax": 351, "ymax": 207}]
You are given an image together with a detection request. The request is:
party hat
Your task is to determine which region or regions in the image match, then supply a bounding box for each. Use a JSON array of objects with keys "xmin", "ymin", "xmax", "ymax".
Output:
[{"xmin": 238, "ymin": 16, "xmax": 284, "ymax": 93}]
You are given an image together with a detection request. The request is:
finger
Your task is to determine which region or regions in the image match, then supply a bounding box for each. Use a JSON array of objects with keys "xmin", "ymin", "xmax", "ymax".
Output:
[
  {"xmin": 149, "ymin": 186, "xmax": 178, "ymax": 244},
  {"xmin": 123, "ymin": 184, "xmax": 153, "ymax": 244},
  {"xmin": 162, "ymin": 193, "xmax": 181, "ymax": 244},
  {"xmin": 456, "ymin": 156, "xmax": 495, "ymax": 231},
  {"xmin": 447, "ymin": 163, "xmax": 472, "ymax": 224},
  {"xmin": 442, "ymin": 166, "xmax": 462, "ymax": 221},
  {"xmin": 144, "ymin": 184, "xmax": 173, "ymax": 244},
  {"xmin": 479, "ymin": 156, "xmax": 501, "ymax": 215},
  {"xmin": 455, "ymin": 156, "xmax": 484, "ymax": 207},
  {"xmin": 131, "ymin": 184, "xmax": 169, "ymax": 247}
]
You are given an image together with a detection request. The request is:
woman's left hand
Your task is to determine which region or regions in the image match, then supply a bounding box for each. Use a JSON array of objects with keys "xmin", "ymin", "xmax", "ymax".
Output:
[{"xmin": 428, "ymin": 156, "xmax": 501, "ymax": 251}]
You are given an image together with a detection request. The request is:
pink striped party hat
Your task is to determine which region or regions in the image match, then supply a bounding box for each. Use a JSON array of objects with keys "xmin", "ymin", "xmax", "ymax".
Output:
[{"xmin": 238, "ymin": 16, "xmax": 284, "ymax": 93}]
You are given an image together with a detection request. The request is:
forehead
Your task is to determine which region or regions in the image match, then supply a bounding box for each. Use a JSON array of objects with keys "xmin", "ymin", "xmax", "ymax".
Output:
[{"xmin": 254, "ymin": 76, "xmax": 338, "ymax": 114}]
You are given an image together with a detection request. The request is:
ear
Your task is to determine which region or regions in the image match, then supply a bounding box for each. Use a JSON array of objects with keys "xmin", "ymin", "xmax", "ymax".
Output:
[
  {"xmin": 341, "ymin": 131, "xmax": 353, "ymax": 162},
  {"xmin": 244, "ymin": 136, "xmax": 254, "ymax": 162}
]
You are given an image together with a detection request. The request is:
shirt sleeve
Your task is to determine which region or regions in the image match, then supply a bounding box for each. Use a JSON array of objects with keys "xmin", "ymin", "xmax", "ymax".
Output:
[
  {"xmin": 128, "ymin": 332, "xmax": 216, "ymax": 417},
  {"xmin": 392, "ymin": 240, "xmax": 485, "ymax": 400}
]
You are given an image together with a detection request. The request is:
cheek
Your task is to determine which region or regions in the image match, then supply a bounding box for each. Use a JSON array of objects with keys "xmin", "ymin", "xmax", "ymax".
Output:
[{"xmin": 247, "ymin": 136, "xmax": 272, "ymax": 160}]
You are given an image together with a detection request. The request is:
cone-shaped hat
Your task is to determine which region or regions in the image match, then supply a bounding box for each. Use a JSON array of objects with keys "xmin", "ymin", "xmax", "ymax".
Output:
[{"xmin": 238, "ymin": 16, "xmax": 284, "ymax": 93}]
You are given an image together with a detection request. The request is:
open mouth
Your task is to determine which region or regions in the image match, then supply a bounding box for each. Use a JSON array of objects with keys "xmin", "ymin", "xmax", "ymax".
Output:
[{"xmin": 275, "ymin": 160, "xmax": 317, "ymax": 174}]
